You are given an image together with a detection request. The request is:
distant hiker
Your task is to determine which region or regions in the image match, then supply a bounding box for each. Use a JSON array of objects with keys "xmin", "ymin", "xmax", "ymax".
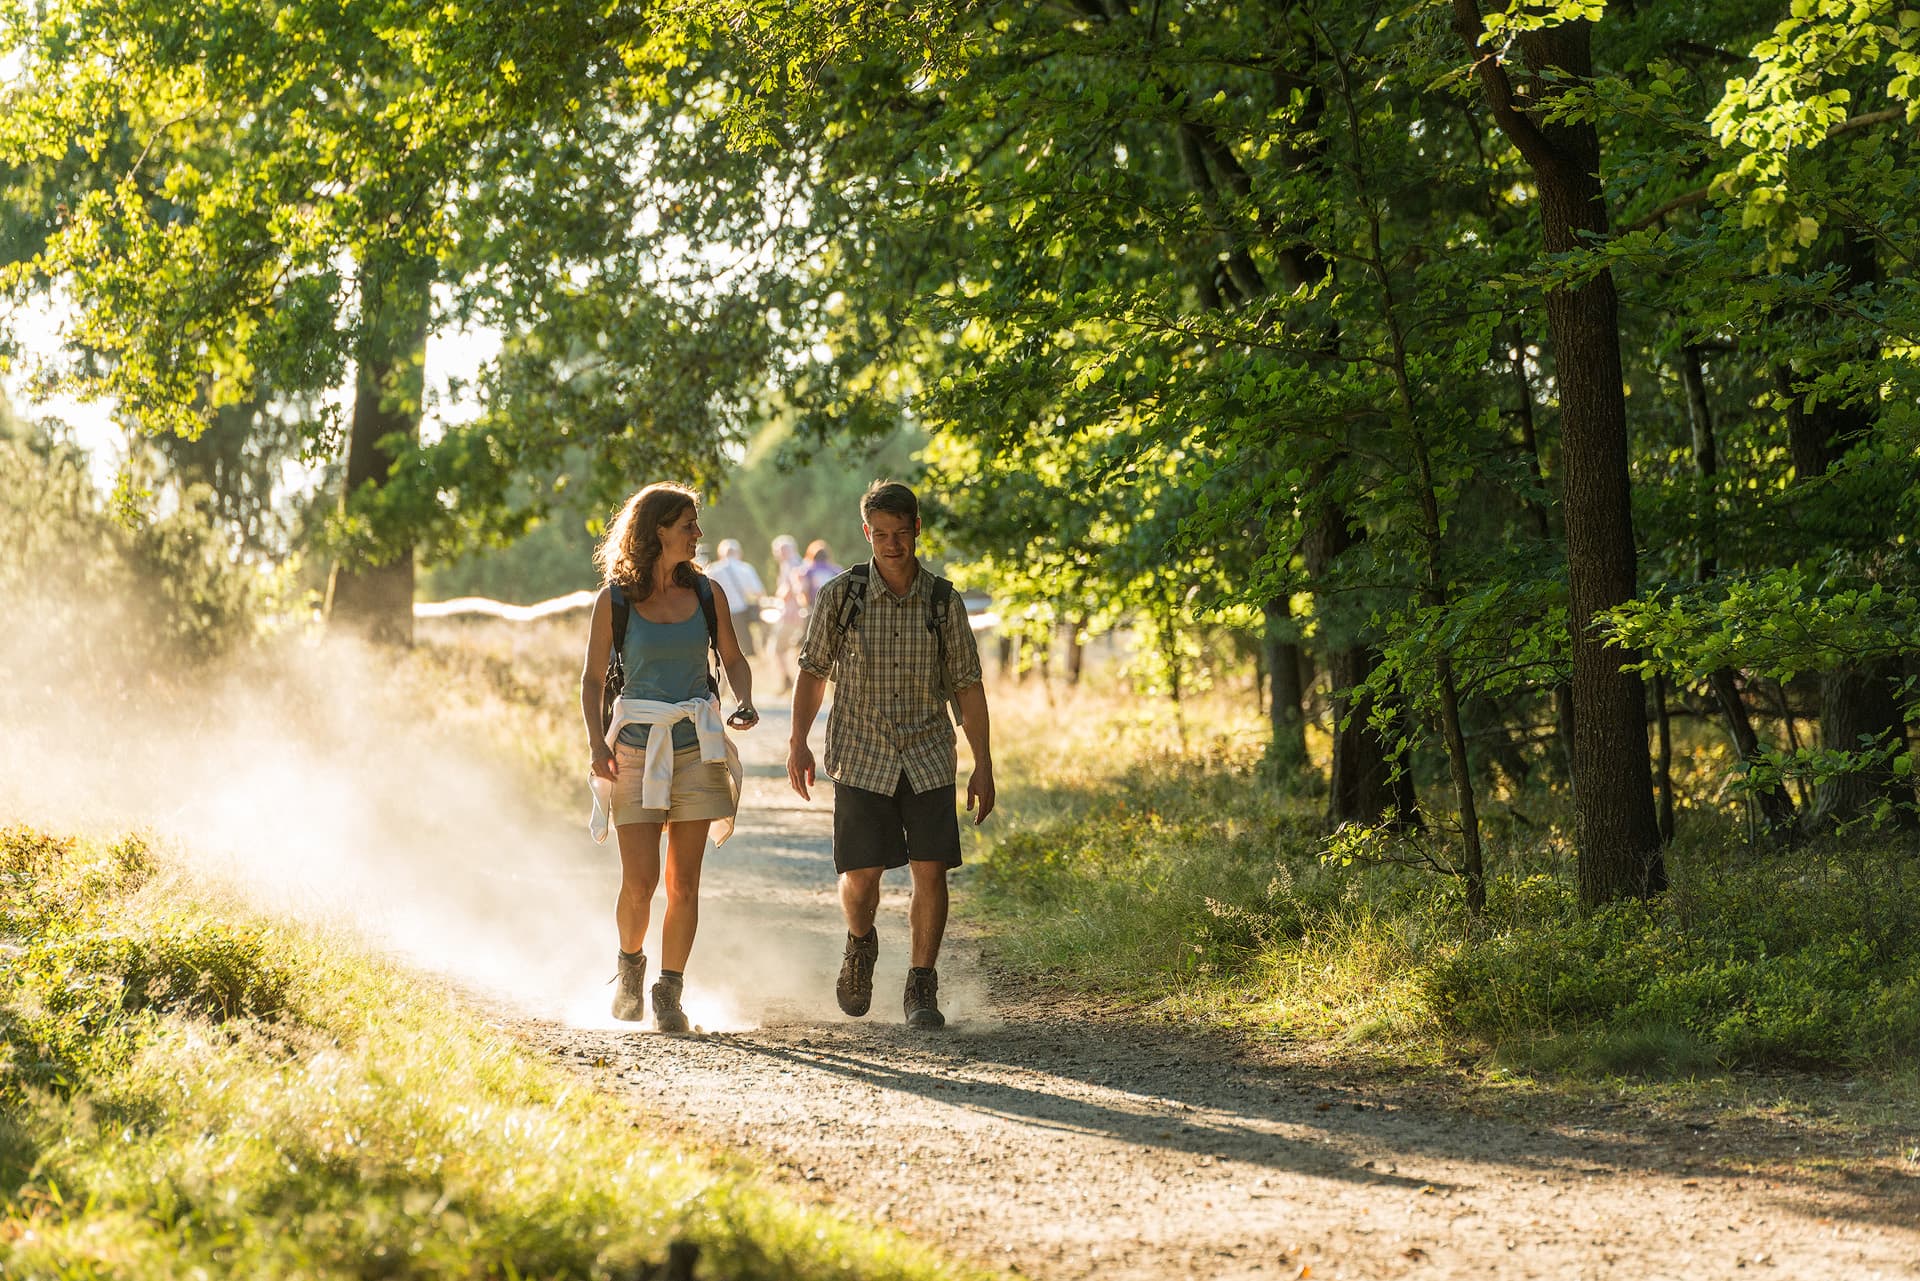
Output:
[
  {"xmin": 769, "ymin": 534, "xmax": 807, "ymax": 694},
  {"xmin": 582, "ymin": 482, "xmax": 759, "ymax": 1033},
  {"xmin": 787, "ymin": 480, "xmax": 994, "ymax": 1029},
  {"xmin": 800, "ymin": 540, "xmax": 842, "ymax": 609},
  {"xmin": 705, "ymin": 538, "xmax": 767, "ymax": 659}
]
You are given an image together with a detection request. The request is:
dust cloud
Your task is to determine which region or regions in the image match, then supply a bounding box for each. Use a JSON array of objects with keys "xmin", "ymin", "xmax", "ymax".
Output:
[{"xmin": 0, "ymin": 596, "xmax": 863, "ymax": 1034}]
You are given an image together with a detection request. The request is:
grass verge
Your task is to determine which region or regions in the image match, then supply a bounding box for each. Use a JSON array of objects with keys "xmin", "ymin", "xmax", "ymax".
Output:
[
  {"xmin": 967, "ymin": 684, "xmax": 1920, "ymax": 1085},
  {"xmin": 0, "ymin": 824, "xmax": 980, "ymax": 1281}
]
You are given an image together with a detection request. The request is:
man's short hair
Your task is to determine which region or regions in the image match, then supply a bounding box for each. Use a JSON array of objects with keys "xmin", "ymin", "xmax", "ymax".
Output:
[
  {"xmin": 718, "ymin": 538, "xmax": 742, "ymax": 558},
  {"xmin": 862, "ymin": 480, "xmax": 919, "ymax": 524}
]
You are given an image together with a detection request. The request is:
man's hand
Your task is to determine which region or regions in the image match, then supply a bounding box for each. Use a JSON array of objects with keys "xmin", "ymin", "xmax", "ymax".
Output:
[
  {"xmin": 966, "ymin": 766, "xmax": 996, "ymax": 825},
  {"xmin": 787, "ymin": 741, "xmax": 816, "ymax": 801}
]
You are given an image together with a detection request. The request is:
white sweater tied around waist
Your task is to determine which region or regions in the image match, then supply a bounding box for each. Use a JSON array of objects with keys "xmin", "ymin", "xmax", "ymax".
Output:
[{"xmin": 589, "ymin": 696, "xmax": 742, "ymax": 845}]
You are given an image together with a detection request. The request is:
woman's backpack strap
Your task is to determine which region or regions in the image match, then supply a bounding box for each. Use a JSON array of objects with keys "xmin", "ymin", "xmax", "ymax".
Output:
[
  {"xmin": 609, "ymin": 582, "xmax": 631, "ymax": 652},
  {"xmin": 693, "ymin": 574, "xmax": 722, "ymax": 696},
  {"xmin": 602, "ymin": 583, "xmax": 631, "ymax": 732}
]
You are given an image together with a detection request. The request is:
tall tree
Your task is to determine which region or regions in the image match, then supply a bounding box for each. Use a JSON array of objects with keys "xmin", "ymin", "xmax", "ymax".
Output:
[
  {"xmin": 1, "ymin": 0, "xmax": 784, "ymax": 642},
  {"xmin": 1452, "ymin": 1, "xmax": 1666, "ymax": 903}
]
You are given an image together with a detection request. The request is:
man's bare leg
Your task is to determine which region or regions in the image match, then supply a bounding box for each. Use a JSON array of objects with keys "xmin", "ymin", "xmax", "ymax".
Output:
[
  {"xmin": 907, "ymin": 859, "xmax": 949, "ymax": 970},
  {"xmin": 839, "ymin": 866, "xmax": 883, "ymax": 936}
]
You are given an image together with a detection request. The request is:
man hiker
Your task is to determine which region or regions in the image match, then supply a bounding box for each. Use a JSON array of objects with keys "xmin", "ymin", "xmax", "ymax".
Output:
[{"xmin": 786, "ymin": 480, "xmax": 995, "ymax": 1028}]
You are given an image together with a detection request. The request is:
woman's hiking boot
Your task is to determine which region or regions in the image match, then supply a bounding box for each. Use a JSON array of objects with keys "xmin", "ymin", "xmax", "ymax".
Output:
[
  {"xmin": 651, "ymin": 973, "xmax": 691, "ymax": 1034},
  {"xmin": 903, "ymin": 967, "xmax": 944, "ymax": 1029},
  {"xmin": 611, "ymin": 950, "xmax": 647, "ymax": 1022},
  {"xmin": 836, "ymin": 928, "xmax": 879, "ymax": 1016}
]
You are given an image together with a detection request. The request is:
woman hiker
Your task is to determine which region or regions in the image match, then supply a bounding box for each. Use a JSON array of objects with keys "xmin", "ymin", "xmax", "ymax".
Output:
[{"xmin": 581, "ymin": 482, "xmax": 758, "ymax": 1031}]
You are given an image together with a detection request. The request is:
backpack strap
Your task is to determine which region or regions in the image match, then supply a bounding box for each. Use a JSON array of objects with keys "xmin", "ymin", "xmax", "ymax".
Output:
[
  {"xmin": 692, "ymin": 574, "xmax": 723, "ymax": 697},
  {"xmin": 926, "ymin": 575, "xmax": 961, "ymax": 726},
  {"xmin": 610, "ymin": 582, "xmax": 631, "ymax": 652},
  {"xmin": 828, "ymin": 564, "xmax": 870, "ymax": 675},
  {"xmin": 602, "ymin": 583, "xmax": 631, "ymax": 731},
  {"xmin": 834, "ymin": 564, "xmax": 963, "ymax": 725}
]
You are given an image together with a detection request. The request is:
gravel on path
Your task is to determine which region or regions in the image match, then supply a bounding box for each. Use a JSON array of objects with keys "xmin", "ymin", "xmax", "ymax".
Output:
[{"xmin": 504, "ymin": 707, "xmax": 1920, "ymax": 1281}]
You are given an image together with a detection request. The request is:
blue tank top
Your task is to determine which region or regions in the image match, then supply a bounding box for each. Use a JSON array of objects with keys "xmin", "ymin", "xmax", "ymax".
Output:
[{"xmin": 615, "ymin": 605, "xmax": 712, "ymax": 752}]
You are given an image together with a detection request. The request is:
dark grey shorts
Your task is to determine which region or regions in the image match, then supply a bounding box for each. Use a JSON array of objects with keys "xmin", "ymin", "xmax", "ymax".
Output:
[{"xmin": 832, "ymin": 773, "xmax": 962, "ymax": 873}]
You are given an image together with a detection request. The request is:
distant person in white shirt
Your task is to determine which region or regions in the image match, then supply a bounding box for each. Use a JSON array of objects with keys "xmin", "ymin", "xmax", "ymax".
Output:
[{"xmin": 705, "ymin": 539, "xmax": 767, "ymax": 658}]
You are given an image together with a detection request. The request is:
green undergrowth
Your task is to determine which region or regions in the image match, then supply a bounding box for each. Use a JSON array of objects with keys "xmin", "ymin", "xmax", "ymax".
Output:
[
  {"xmin": 0, "ymin": 825, "xmax": 977, "ymax": 1281},
  {"xmin": 971, "ymin": 693, "xmax": 1920, "ymax": 1082}
]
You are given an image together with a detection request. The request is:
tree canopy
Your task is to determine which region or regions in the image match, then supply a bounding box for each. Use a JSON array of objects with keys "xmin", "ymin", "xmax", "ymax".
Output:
[{"xmin": 3, "ymin": 0, "xmax": 1915, "ymax": 901}]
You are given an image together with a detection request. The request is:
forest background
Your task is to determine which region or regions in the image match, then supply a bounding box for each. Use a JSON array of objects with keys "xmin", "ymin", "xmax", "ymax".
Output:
[{"xmin": 3, "ymin": 0, "xmax": 1919, "ymax": 1077}]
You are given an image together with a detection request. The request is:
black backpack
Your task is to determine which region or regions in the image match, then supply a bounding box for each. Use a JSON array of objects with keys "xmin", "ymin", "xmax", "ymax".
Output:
[
  {"xmin": 830, "ymin": 563, "xmax": 962, "ymax": 725},
  {"xmin": 601, "ymin": 576, "xmax": 722, "ymax": 733}
]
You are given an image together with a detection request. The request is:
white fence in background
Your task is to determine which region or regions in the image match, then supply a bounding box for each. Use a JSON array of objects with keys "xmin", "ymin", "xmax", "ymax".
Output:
[
  {"xmin": 415, "ymin": 589, "xmax": 1000, "ymax": 632},
  {"xmin": 413, "ymin": 590, "xmax": 597, "ymax": 621}
]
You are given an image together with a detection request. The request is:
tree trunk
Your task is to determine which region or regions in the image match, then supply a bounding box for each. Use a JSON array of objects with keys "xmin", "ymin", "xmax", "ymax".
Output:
[
  {"xmin": 1507, "ymin": 323, "xmax": 1576, "ymax": 778},
  {"xmin": 325, "ymin": 251, "xmax": 432, "ymax": 646},
  {"xmin": 1264, "ymin": 595, "xmax": 1308, "ymax": 772},
  {"xmin": 1346, "ymin": 87, "xmax": 1481, "ymax": 902},
  {"xmin": 1780, "ymin": 234, "xmax": 1913, "ymax": 830},
  {"xmin": 1805, "ymin": 662, "xmax": 1912, "ymax": 831},
  {"xmin": 1707, "ymin": 669, "xmax": 1798, "ymax": 837},
  {"xmin": 1653, "ymin": 673, "xmax": 1675, "ymax": 844},
  {"xmin": 1306, "ymin": 502, "xmax": 1414, "ymax": 828},
  {"xmin": 1325, "ymin": 643, "xmax": 1404, "ymax": 825},
  {"xmin": 1681, "ymin": 342, "xmax": 1796, "ymax": 836},
  {"xmin": 1064, "ymin": 620, "xmax": 1085, "ymax": 686},
  {"xmin": 1455, "ymin": 5, "xmax": 1665, "ymax": 902}
]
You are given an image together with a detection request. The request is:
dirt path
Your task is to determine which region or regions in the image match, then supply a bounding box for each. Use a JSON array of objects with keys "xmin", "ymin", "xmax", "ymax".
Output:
[{"xmin": 506, "ymin": 708, "xmax": 1920, "ymax": 1281}]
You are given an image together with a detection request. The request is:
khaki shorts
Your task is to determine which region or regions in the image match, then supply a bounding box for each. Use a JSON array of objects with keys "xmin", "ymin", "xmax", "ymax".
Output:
[{"xmin": 611, "ymin": 739, "xmax": 736, "ymax": 827}]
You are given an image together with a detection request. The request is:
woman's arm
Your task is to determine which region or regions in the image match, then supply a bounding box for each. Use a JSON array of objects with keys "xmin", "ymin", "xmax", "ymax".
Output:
[
  {"xmin": 580, "ymin": 587, "xmax": 618, "ymax": 780},
  {"xmin": 710, "ymin": 581, "xmax": 758, "ymax": 726}
]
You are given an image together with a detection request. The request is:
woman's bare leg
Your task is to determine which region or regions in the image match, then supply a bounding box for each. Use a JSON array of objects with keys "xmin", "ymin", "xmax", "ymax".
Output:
[
  {"xmin": 659, "ymin": 819, "xmax": 713, "ymax": 971},
  {"xmin": 614, "ymin": 821, "xmax": 664, "ymax": 953}
]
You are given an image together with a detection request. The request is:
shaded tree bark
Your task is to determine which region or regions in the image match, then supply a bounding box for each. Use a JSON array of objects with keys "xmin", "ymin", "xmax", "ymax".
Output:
[
  {"xmin": 1453, "ymin": 4, "xmax": 1665, "ymax": 903},
  {"xmin": 326, "ymin": 251, "xmax": 432, "ymax": 646},
  {"xmin": 1329, "ymin": 38, "xmax": 1481, "ymax": 902},
  {"xmin": 1506, "ymin": 324, "xmax": 1576, "ymax": 776},
  {"xmin": 1309, "ymin": 507, "xmax": 1419, "ymax": 829},
  {"xmin": 1680, "ymin": 343, "xmax": 1797, "ymax": 837},
  {"xmin": 1779, "ymin": 235, "xmax": 1914, "ymax": 831},
  {"xmin": 1264, "ymin": 595, "xmax": 1308, "ymax": 772},
  {"xmin": 1653, "ymin": 673, "xmax": 1675, "ymax": 844}
]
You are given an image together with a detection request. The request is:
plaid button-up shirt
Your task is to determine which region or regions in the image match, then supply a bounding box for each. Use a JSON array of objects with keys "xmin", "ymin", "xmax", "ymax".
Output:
[{"xmin": 798, "ymin": 560, "xmax": 984, "ymax": 796}]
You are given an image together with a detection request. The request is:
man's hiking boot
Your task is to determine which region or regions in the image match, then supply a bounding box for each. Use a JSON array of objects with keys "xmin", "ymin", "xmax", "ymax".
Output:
[
  {"xmin": 612, "ymin": 950, "xmax": 647, "ymax": 1022},
  {"xmin": 836, "ymin": 928, "xmax": 879, "ymax": 1017},
  {"xmin": 651, "ymin": 973, "xmax": 691, "ymax": 1034},
  {"xmin": 903, "ymin": 967, "xmax": 944, "ymax": 1029}
]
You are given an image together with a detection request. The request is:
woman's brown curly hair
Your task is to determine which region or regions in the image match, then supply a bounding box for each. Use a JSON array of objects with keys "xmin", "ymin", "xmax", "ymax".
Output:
[{"xmin": 595, "ymin": 482, "xmax": 704, "ymax": 601}]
